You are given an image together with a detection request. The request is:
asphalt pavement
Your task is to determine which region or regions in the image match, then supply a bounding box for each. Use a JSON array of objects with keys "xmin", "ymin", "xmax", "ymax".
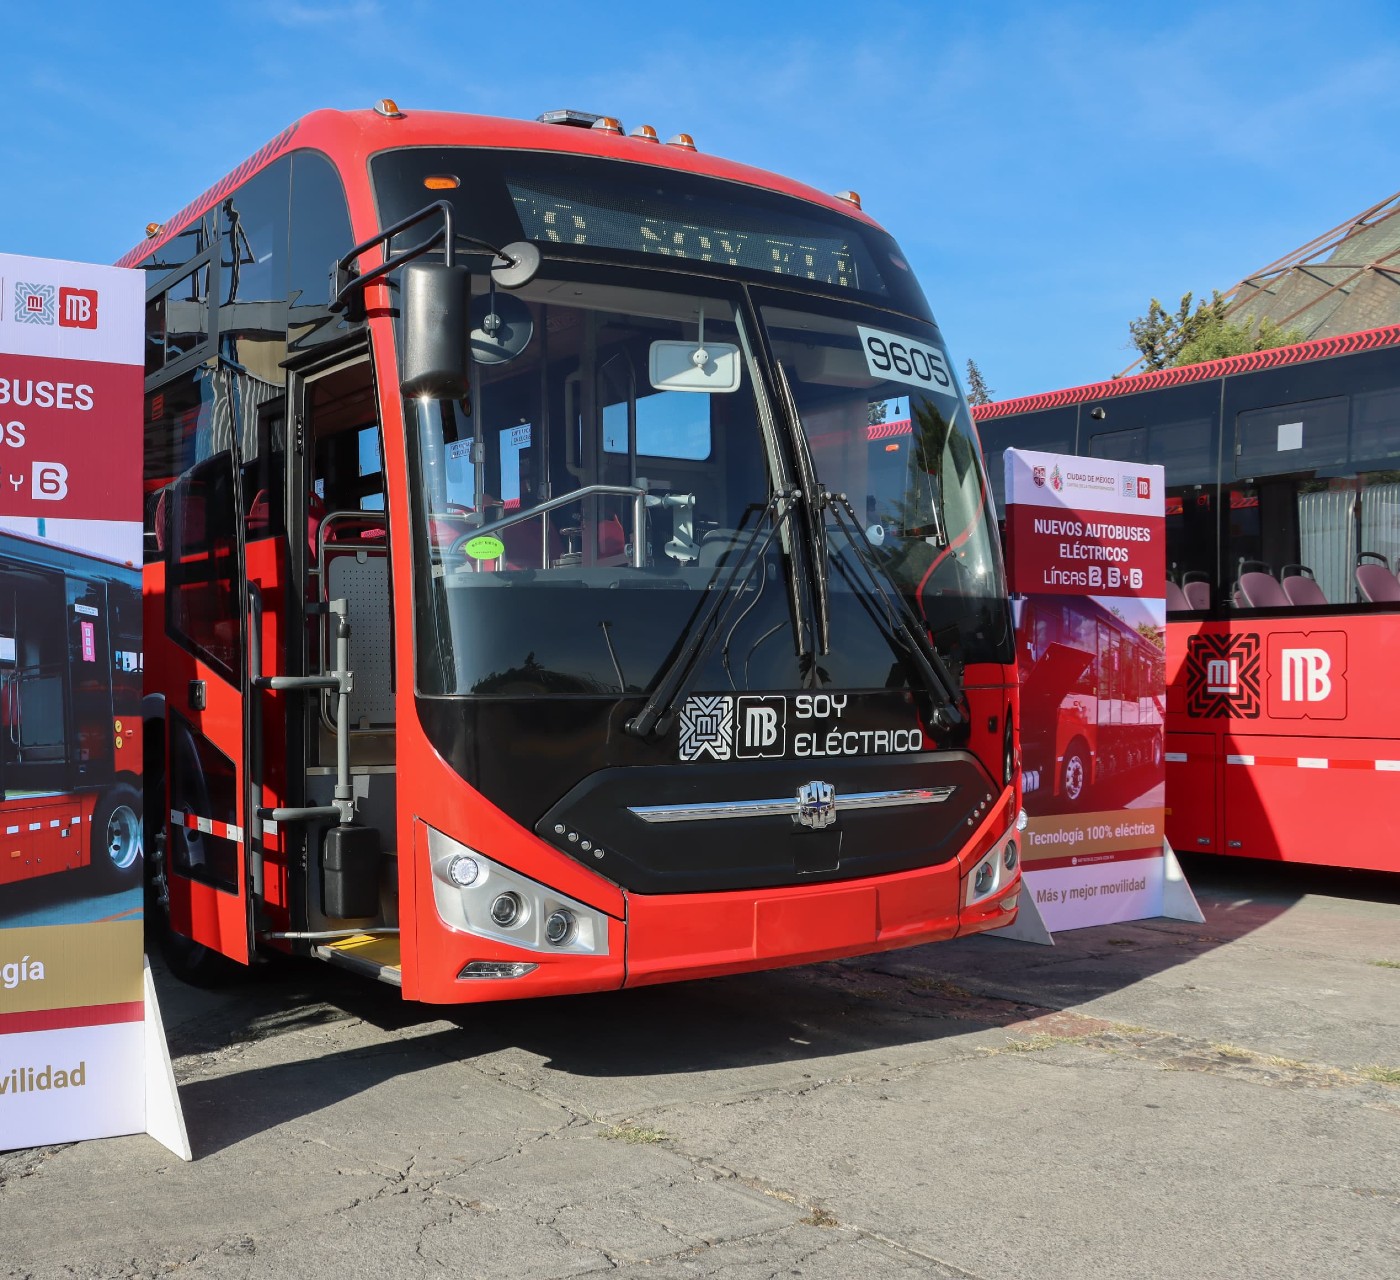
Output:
[{"xmin": 1, "ymin": 855, "xmax": 1397, "ymax": 1279}]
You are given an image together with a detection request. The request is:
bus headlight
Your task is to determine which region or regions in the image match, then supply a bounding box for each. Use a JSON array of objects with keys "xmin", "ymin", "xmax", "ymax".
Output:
[
  {"xmin": 448, "ymin": 855, "xmax": 480, "ymax": 887},
  {"xmin": 965, "ymin": 824, "xmax": 1021, "ymax": 909},
  {"xmin": 426, "ymin": 825, "xmax": 611, "ymax": 957},
  {"xmin": 545, "ymin": 909, "xmax": 577, "ymax": 946},
  {"xmin": 490, "ymin": 892, "xmax": 525, "ymax": 928}
]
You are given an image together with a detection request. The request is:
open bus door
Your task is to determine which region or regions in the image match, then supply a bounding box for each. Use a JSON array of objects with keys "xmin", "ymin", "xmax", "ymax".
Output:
[{"xmin": 161, "ymin": 441, "xmax": 256, "ymax": 963}]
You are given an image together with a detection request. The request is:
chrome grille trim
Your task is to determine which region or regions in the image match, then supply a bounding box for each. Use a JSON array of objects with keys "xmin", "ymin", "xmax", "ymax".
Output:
[{"xmin": 628, "ymin": 785, "xmax": 957, "ymax": 824}]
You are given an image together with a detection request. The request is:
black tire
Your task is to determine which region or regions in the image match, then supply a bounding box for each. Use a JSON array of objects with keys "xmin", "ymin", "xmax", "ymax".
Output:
[
  {"xmin": 1061, "ymin": 739, "xmax": 1091, "ymax": 807},
  {"xmin": 91, "ymin": 782, "xmax": 143, "ymax": 889}
]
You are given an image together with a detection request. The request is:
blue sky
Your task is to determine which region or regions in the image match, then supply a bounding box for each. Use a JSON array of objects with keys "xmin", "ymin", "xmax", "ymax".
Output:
[{"xmin": 4, "ymin": 1, "xmax": 1398, "ymax": 400}]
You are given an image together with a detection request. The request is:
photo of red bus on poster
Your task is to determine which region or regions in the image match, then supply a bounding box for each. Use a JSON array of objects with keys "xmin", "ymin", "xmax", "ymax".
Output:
[{"xmin": 1004, "ymin": 448, "xmax": 1185, "ymax": 932}]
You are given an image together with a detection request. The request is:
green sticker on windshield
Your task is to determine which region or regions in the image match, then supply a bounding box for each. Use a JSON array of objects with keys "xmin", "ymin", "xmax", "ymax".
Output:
[{"xmin": 464, "ymin": 535, "xmax": 505, "ymax": 561}]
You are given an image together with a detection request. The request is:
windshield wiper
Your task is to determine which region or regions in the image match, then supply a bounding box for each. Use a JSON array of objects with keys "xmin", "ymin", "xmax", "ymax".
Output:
[
  {"xmin": 822, "ymin": 491, "xmax": 965, "ymax": 726},
  {"xmin": 774, "ymin": 362, "xmax": 831, "ymax": 656},
  {"xmin": 625, "ymin": 489, "xmax": 803, "ymax": 740}
]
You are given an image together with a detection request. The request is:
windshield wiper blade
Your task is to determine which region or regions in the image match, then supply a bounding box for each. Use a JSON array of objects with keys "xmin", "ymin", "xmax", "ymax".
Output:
[
  {"xmin": 774, "ymin": 362, "xmax": 830, "ymax": 656},
  {"xmin": 626, "ymin": 489, "xmax": 801, "ymax": 740},
  {"xmin": 824, "ymin": 491, "xmax": 965, "ymax": 726}
]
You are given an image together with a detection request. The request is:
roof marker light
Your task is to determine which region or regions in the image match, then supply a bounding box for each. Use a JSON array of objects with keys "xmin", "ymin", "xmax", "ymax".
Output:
[
  {"xmin": 666, "ymin": 133, "xmax": 697, "ymax": 152},
  {"xmin": 591, "ymin": 116, "xmax": 624, "ymax": 135},
  {"xmin": 375, "ymin": 98, "xmax": 404, "ymax": 118},
  {"xmin": 630, "ymin": 124, "xmax": 660, "ymax": 142},
  {"xmin": 537, "ymin": 109, "xmax": 603, "ymax": 128},
  {"xmin": 145, "ymin": 222, "xmax": 162, "ymax": 239},
  {"xmin": 836, "ymin": 190, "xmax": 862, "ymax": 209}
]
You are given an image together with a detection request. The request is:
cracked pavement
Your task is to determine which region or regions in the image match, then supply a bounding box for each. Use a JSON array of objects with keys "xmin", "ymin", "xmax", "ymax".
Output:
[{"xmin": 1, "ymin": 857, "xmax": 1397, "ymax": 1279}]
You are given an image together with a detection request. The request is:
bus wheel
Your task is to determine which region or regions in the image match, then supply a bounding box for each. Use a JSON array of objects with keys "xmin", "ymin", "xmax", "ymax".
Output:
[
  {"xmin": 1061, "ymin": 742, "xmax": 1090, "ymax": 805},
  {"xmin": 93, "ymin": 783, "xmax": 143, "ymax": 889}
]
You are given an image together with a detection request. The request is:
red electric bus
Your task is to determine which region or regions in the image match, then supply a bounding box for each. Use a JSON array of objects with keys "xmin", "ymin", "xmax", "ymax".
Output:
[
  {"xmin": 973, "ymin": 325, "xmax": 1400, "ymax": 873},
  {"xmin": 0, "ymin": 530, "xmax": 142, "ymax": 895},
  {"xmin": 123, "ymin": 103, "xmax": 1021, "ymax": 1001}
]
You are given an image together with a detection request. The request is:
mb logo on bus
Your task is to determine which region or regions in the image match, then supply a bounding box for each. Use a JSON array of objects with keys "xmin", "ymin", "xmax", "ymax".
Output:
[
  {"xmin": 737, "ymin": 695, "xmax": 787, "ymax": 759},
  {"xmin": 1267, "ymin": 633, "xmax": 1346, "ymax": 720}
]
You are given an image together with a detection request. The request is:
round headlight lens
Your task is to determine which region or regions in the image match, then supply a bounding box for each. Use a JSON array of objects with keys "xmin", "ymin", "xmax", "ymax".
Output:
[
  {"xmin": 490, "ymin": 892, "xmax": 524, "ymax": 928},
  {"xmin": 973, "ymin": 861, "xmax": 994, "ymax": 897},
  {"xmin": 544, "ymin": 909, "xmax": 576, "ymax": 946},
  {"xmin": 1003, "ymin": 841, "xmax": 1018, "ymax": 872}
]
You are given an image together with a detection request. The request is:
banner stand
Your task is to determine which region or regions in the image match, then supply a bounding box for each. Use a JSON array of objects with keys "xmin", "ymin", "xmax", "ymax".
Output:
[
  {"xmin": 992, "ymin": 839, "xmax": 1203, "ymax": 945},
  {"xmin": 993, "ymin": 881, "xmax": 1055, "ymax": 945},
  {"xmin": 142, "ymin": 959, "xmax": 191, "ymax": 1161},
  {"xmin": 1160, "ymin": 840, "xmax": 1205, "ymax": 924}
]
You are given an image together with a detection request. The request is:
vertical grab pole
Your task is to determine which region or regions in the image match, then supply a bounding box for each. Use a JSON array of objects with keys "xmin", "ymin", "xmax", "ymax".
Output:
[
  {"xmin": 632, "ymin": 487, "xmax": 646, "ymax": 568},
  {"xmin": 329, "ymin": 598, "xmax": 354, "ymax": 826}
]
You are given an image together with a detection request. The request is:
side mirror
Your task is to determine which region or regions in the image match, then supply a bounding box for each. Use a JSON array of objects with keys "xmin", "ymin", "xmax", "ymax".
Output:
[{"xmin": 401, "ymin": 262, "xmax": 471, "ymax": 399}]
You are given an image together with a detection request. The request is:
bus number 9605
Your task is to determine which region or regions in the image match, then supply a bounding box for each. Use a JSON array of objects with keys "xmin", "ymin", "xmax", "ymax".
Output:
[{"xmin": 857, "ymin": 324, "xmax": 954, "ymax": 397}]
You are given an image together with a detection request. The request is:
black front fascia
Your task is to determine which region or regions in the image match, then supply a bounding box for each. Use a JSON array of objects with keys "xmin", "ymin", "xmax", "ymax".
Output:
[{"xmin": 417, "ymin": 690, "xmax": 986, "ymax": 894}]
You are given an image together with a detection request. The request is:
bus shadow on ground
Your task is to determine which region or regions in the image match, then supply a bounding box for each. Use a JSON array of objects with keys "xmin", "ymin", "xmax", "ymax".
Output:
[{"xmin": 160, "ymin": 856, "xmax": 1394, "ymax": 1158}]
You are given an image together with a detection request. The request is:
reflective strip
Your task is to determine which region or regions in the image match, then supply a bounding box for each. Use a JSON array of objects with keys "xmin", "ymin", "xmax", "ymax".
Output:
[
  {"xmin": 49, "ymin": 819, "xmax": 60, "ymax": 827},
  {"xmin": 5, "ymin": 826, "xmax": 17, "ymax": 835},
  {"xmin": 629, "ymin": 785, "xmax": 957, "ymax": 824},
  {"xmin": 171, "ymin": 809, "xmax": 244, "ymax": 845},
  {"xmin": 1224, "ymin": 754, "xmax": 1400, "ymax": 772},
  {"xmin": 27, "ymin": 823, "xmax": 41, "ymax": 831},
  {"xmin": 1165, "ymin": 752, "xmax": 1188, "ymax": 763}
]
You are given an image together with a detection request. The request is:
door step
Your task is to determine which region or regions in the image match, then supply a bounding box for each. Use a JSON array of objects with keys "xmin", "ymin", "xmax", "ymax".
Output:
[{"xmin": 311, "ymin": 933, "xmax": 402, "ymax": 986}]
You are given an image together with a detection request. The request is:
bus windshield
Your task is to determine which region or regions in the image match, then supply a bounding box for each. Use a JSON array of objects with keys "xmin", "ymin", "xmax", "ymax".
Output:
[{"xmin": 408, "ymin": 271, "xmax": 804, "ymax": 697}]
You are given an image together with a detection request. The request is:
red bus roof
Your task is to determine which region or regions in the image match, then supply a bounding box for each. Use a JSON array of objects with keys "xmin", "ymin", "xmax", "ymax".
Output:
[
  {"xmin": 118, "ymin": 106, "xmax": 881, "ymax": 269},
  {"xmin": 971, "ymin": 323, "xmax": 1400, "ymax": 422}
]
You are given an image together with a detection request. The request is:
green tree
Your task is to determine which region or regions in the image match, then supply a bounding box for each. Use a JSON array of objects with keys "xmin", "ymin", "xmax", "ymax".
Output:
[
  {"xmin": 964, "ymin": 358, "xmax": 994, "ymax": 406},
  {"xmin": 1127, "ymin": 291, "xmax": 1229, "ymax": 370},
  {"xmin": 1175, "ymin": 314, "xmax": 1305, "ymax": 366}
]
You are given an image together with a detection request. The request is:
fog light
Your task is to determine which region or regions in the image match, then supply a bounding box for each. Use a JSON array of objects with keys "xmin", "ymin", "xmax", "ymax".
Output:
[
  {"xmin": 1003, "ymin": 842, "xmax": 1018, "ymax": 873},
  {"xmin": 1000, "ymin": 893, "xmax": 1019, "ymax": 912},
  {"xmin": 448, "ymin": 854, "xmax": 480, "ymax": 887},
  {"xmin": 544, "ymin": 909, "xmax": 576, "ymax": 946},
  {"xmin": 490, "ymin": 892, "xmax": 524, "ymax": 927},
  {"xmin": 973, "ymin": 861, "xmax": 994, "ymax": 897},
  {"xmin": 459, "ymin": 960, "xmax": 537, "ymax": 979}
]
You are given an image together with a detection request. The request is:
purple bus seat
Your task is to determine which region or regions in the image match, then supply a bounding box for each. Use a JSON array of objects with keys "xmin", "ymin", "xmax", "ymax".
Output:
[
  {"xmin": 1356, "ymin": 562, "xmax": 1400, "ymax": 603},
  {"xmin": 1237, "ymin": 571, "xmax": 1288, "ymax": 608},
  {"xmin": 1166, "ymin": 580, "xmax": 1190, "ymax": 612},
  {"xmin": 1282, "ymin": 574, "xmax": 1327, "ymax": 607},
  {"xmin": 1184, "ymin": 580, "xmax": 1210, "ymax": 610}
]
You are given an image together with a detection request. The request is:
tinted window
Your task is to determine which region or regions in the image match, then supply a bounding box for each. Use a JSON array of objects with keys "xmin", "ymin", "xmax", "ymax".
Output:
[
  {"xmin": 219, "ymin": 156, "xmax": 289, "ymax": 385},
  {"xmin": 976, "ymin": 406, "xmax": 1078, "ymax": 514},
  {"xmin": 289, "ymin": 151, "xmax": 353, "ymax": 351},
  {"xmin": 1083, "ymin": 382, "xmax": 1221, "ymax": 603}
]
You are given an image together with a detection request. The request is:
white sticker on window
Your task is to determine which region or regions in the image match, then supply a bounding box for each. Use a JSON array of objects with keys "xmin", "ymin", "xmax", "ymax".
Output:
[
  {"xmin": 1277, "ymin": 421, "xmax": 1303, "ymax": 451},
  {"xmin": 857, "ymin": 325, "xmax": 955, "ymax": 398}
]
